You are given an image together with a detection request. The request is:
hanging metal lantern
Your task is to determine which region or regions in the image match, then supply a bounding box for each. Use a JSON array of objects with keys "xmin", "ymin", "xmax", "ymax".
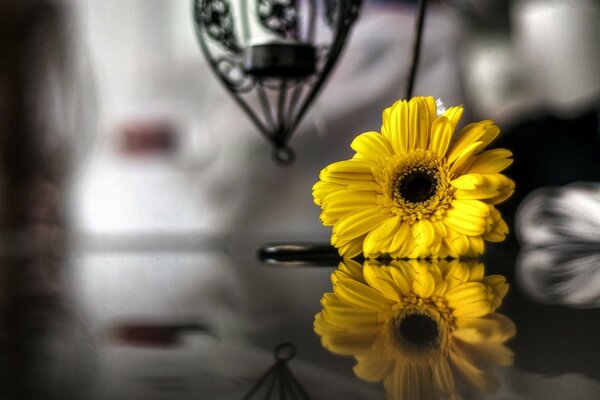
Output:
[{"xmin": 193, "ymin": 0, "xmax": 362, "ymax": 165}]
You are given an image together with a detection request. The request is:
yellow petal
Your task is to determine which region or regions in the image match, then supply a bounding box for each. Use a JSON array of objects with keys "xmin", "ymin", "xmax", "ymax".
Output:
[
  {"xmin": 429, "ymin": 116, "xmax": 452, "ymax": 157},
  {"xmin": 449, "ymin": 141, "xmax": 483, "ymax": 174},
  {"xmin": 382, "ymin": 100, "xmax": 409, "ymax": 154},
  {"xmin": 443, "ymin": 230, "xmax": 470, "ymax": 257},
  {"xmin": 419, "ymin": 97, "xmax": 437, "ymax": 149},
  {"xmin": 324, "ymin": 158, "xmax": 374, "ymax": 174},
  {"xmin": 431, "ymin": 220, "xmax": 447, "ymax": 237},
  {"xmin": 350, "ymin": 131, "xmax": 393, "ymax": 162},
  {"xmin": 333, "ymin": 208, "xmax": 390, "ymax": 240},
  {"xmin": 388, "ymin": 222, "xmax": 411, "ymax": 254},
  {"xmin": 408, "ymin": 97, "xmax": 432, "ymax": 151},
  {"xmin": 450, "ymin": 199, "xmax": 491, "ymax": 217},
  {"xmin": 468, "ymin": 148, "xmax": 513, "ymax": 174},
  {"xmin": 467, "ymin": 236, "xmax": 485, "ymax": 255},
  {"xmin": 444, "ymin": 210, "xmax": 486, "ymax": 236},
  {"xmin": 448, "ymin": 120, "xmax": 499, "ymax": 161},
  {"xmin": 412, "ymin": 219, "xmax": 435, "ymax": 248},
  {"xmin": 369, "ymin": 214, "xmax": 401, "ymax": 243},
  {"xmin": 452, "ymin": 174, "xmax": 514, "ymax": 203},
  {"xmin": 336, "ymin": 237, "xmax": 364, "ymax": 258},
  {"xmin": 442, "ymin": 105, "xmax": 463, "ymax": 131}
]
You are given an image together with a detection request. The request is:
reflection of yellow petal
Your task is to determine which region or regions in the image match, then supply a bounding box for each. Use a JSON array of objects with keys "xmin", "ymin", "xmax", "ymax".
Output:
[
  {"xmin": 433, "ymin": 356, "xmax": 455, "ymax": 397},
  {"xmin": 316, "ymin": 259, "xmax": 515, "ymax": 400},
  {"xmin": 452, "ymin": 301, "xmax": 491, "ymax": 318},
  {"xmin": 483, "ymin": 276, "xmax": 510, "ymax": 310},
  {"xmin": 460, "ymin": 341, "xmax": 514, "ymax": 367},
  {"xmin": 337, "ymin": 259, "xmax": 364, "ymax": 281},
  {"xmin": 454, "ymin": 313, "xmax": 516, "ymax": 343},
  {"xmin": 353, "ymin": 355, "xmax": 394, "ymax": 382},
  {"xmin": 388, "ymin": 264, "xmax": 413, "ymax": 295},
  {"xmin": 320, "ymin": 333, "xmax": 375, "ymax": 356},
  {"xmin": 446, "ymin": 282, "xmax": 487, "ymax": 310},
  {"xmin": 364, "ymin": 265, "xmax": 401, "ymax": 303},
  {"xmin": 333, "ymin": 277, "xmax": 389, "ymax": 310},
  {"xmin": 450, "ymin": 344, "xmax": 501, "ymax": 393},
  {"xmin": 391, "ymin": 362, "xmax": 437, "ymax": 400},
  {"xmin": 412, "ymin": 270, "xmax": 436, "ymax": 298}
]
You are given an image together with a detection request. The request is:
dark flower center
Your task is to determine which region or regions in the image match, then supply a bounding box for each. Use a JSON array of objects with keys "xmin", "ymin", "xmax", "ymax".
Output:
[
  {"xmin": 395, "ymin": 168, "xmax": 439, "ymax": 204},
  {"xmin": 394, "ymin": 313, "xmax": 440, "ymax": 349}
]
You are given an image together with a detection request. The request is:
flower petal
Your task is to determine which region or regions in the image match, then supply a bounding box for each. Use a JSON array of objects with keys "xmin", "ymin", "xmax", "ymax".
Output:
[
  {"xmin": 468, "ymin": 148, "xmax": 513, "ymax": 174},
  {"xmin": 351, "ymin": 131, "xmax": 393, "ymax": 162},
  {"xmin": 353, "ymin": 355, "xmax": 394, "ymax": 382},
  {"xmin": 429, "ymin": 116, "xmax": 453, "ymax": 157},
  {"xmin": 382, "ymin": 100, "xmax": 410, "ymax": 154},
  {"xmin": 333, "ymin": 208, "xmax": 391, "ymax": 240}
]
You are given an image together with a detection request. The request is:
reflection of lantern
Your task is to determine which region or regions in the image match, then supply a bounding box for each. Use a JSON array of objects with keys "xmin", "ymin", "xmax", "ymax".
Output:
[{"xmin": 193, "ymin": 0, "xmax": 362, "ymax": 164}]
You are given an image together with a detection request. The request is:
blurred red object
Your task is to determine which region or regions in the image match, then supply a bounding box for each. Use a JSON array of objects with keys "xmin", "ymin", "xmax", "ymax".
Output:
[
  {"xmin": 108, "ymin": 322, "xmax": 209, "ymax": 347},
  {"xmin": 120, "ymin": 120, "xmax": 176, "ymax": 155}
]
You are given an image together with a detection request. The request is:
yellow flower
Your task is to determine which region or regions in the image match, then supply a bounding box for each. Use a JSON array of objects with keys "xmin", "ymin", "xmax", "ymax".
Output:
[
  {"xmin": 313, "ymin": 97, "xmax": 514, "ymax": 258},
  {"xmin": 314, "ymin": 259, "xmax": 515, "ymax": 400}
]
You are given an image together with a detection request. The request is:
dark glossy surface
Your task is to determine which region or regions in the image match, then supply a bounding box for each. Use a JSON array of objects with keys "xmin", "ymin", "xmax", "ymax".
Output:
[{"xmin": 5, "ymin": 233, "xmax": 600, "ymax": 400}]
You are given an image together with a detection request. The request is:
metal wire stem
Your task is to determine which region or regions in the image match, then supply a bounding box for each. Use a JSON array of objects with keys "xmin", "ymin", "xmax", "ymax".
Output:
[{"xmin": 405, "ymin": 0, "xmax": 428, "ymax": 99}]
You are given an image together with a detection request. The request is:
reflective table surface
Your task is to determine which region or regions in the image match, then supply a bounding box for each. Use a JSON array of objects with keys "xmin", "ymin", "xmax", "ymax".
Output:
[{"xmin": 8, "ymin": 232, "xmax": 600, "ymax": 400}]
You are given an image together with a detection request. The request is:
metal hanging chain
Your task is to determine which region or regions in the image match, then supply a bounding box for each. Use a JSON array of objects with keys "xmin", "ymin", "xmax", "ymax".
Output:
[
  {"xmin": 405, "ymin": 0, "xmax": 428, "ymax": 99},
  {"xmin": 242, "ymin": 343, "xmax": 310, "ymax": 400}
]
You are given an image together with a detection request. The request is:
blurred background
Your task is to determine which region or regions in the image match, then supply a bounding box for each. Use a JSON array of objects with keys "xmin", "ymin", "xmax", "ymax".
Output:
[{"xmin": 1, "ymin": 0, "xmax": 599, "ymax": 399}]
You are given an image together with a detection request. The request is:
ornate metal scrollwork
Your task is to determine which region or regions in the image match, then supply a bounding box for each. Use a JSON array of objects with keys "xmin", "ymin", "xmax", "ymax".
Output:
[
  {"xmin": 257, "ymin": 0, "xmax": 299, "ymax": 39},
  {"xmin": 193, "ymin": 0, "xmax": 362, "ymax": 165},
  {"xmin": 198, "ymin": 0, "xmax": 239, "ymax": 53}
]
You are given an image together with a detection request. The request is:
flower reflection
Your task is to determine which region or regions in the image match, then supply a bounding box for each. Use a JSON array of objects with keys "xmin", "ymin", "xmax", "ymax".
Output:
[
  {"xmin": 314, "ymin": 259, "xmax": 515, "ymax": 400},
  {"xmin": 516, "ymin": 183, "xmax": 600, "ymax": 307}
]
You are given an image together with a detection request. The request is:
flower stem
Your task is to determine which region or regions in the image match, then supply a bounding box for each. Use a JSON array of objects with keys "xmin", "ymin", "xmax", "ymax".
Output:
[{"xmin": 405, "ymin": 0, "xmax": 428, "ymax": 99}]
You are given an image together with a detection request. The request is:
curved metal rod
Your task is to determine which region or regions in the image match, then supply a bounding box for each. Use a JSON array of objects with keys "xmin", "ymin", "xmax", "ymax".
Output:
[
  {"xmin": 405, "ymin": 0, "xmax": 427, "ymax": 99},
  {"xmin": 284, "ymin": 0, "xmax": 362, "ymax": 143},
  {"xmin": 193, "ymin": 0, "xmax": 276, "ymax": 145}
]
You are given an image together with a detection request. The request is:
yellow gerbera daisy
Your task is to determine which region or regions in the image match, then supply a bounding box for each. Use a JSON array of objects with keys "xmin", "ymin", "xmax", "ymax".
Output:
[
  {"xmin": 313, "ymin": 97, "xmax": 514, "ymax": 258},
  {"xmin": 314, "ymin": 259, "xmax": 515, "ymax": 400}
]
